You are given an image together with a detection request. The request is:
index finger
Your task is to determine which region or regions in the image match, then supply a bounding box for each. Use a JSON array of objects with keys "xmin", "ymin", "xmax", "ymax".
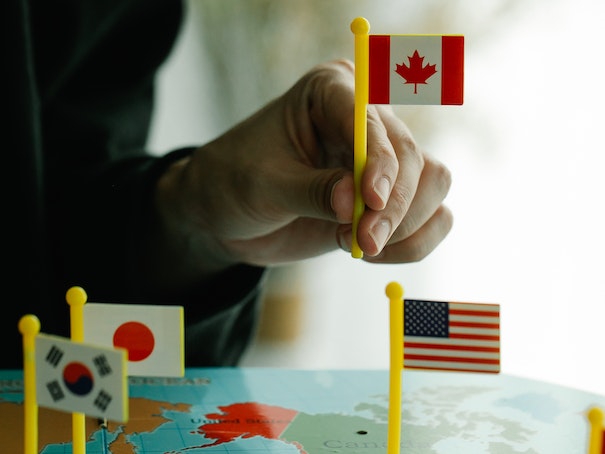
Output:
[{"xmin": 356, "ymin": 105, "xmax": 424, "ymax": 256}]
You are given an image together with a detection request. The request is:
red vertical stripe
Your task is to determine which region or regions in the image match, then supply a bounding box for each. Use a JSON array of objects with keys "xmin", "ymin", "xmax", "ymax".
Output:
[
  {"xmin": 601, "ymin": 429, "xmax": 605, "ymax": 454},
  {"xmin": 368, "ymin": 35, "xmax": 390, "ymax": 104},
  {"xmin": 441, "ymin": 36, "xmax": 464, "ymax": 105}
]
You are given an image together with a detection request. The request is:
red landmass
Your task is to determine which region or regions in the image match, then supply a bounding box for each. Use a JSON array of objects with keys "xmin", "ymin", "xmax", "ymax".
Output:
[{"xmin": 195, "ymin": 402, "xmax": 298, "ymax": 447}]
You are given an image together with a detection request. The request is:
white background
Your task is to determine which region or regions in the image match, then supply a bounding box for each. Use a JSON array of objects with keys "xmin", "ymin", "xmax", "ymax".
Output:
[{"xmin": 148, "ymin": 0, "xmax": 605, "ymax": 396}]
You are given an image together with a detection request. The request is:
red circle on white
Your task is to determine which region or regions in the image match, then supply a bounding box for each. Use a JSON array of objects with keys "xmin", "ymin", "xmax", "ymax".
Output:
[{"xmin": 113, "ymin": 321, "xmax": 155, "ymax": 362}]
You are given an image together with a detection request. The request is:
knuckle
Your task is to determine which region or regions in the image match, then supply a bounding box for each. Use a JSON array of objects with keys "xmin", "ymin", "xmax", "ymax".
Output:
[
  {"xmin": 331, "ymin": 58, "xmax": 355, "ymax": 74},
  {"xmin": 406, "ymin": 207, "xmax": 454, "ymax": 261},
  {"xmin": 391, "ymin": 184, "xmax": 415, "ymax": 218},
  {"xmin": 429, "ymin": 158, "xmax": 453, "ymax": 195},
  {"xmin": 307, "ymin": 170, "xmax": 346, "ymax": 220},
  {"xmin": 407, "ymin": 239, "xmax": 433, "ymax": 262},
  {"xmin": 306, "ymin": 59, "xmax": 354, "ymax": 86},
  {"xmin": 400, "ymin": 134, "xmax": 423, "ymax": 166},
  {"xmin": 438, "ymin": 205, "xmax": 455, "ymax": 236},
  {"xmin": 377, "ymin": 205, "xmax": 453, "ymax": 264}
]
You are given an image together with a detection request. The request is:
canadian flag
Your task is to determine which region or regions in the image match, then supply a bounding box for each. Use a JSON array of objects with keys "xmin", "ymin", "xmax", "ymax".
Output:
[
  {"xmin": 83, "ymin": 303, "xmax": 184, "ymax": 377},
  {"xmin": 369, "ymin": 35, "xmax": 464, "ymax": 105}
]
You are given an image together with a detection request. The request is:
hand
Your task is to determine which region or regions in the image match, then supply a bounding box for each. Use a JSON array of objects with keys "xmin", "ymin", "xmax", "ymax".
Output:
[{"xmin": 152, "ymin": 60, "xmax": 453, "ymax": 289}]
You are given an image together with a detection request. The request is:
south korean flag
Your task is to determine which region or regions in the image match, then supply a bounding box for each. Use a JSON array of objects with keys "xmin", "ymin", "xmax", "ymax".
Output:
[{"xmin": 35, "ymin": 333, "xmax": 128, "ymax": 422}]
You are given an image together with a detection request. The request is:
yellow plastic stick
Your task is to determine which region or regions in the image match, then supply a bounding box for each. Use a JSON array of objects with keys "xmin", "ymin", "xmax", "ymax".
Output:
[
  {"xmin": 66, "ymin": 286, "xmax": 88, "ymax": 454},
  {"xmin": 385, "ymin": 282, "xmax": 404, "ymax": 454},
  {"xmin": 587, "ymin": 407, "xmax": 604, "ymax": 454},
  {"xmin": 19, "ymin": 314, "xmax": 41, "ymax": 454},
  {"xmin": 350, "ymin": 17, "xmax": 370, "ymax": 259}
]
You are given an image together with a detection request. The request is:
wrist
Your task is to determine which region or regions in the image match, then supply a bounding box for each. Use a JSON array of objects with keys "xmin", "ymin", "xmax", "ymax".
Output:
[{"xmin": 148, "ymin": 155, "xmax": 237, "ymax": 294}]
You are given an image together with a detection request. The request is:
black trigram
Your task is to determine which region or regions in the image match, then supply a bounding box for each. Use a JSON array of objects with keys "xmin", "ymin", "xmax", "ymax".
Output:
[
  {"xmin": 93, "ymin": 354, "xmax": 112, "ymax": 377},
  {"xmin": 46, "ymin": 380, "xmax": 65, "ymax": 402},
  {"xmin": 94, "ymin": 390, "xmax": 112, "ymax": 412},
  {"xmin": 45, "ymin": 345, "xmax": 64, "ymax": 367}
]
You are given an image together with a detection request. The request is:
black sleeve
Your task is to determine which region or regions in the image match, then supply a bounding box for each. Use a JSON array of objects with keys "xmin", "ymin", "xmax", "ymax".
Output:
[
  {"xmin": 58, "ymin": 145, "xmax": 266, "ymax": 367},
  {"xmin": 2, "ymin": 0, "xmax": 266, "ymax": 369}
]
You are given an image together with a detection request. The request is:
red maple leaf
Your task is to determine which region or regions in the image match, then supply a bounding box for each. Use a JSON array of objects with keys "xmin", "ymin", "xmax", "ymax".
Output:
[{"xmin": 395, "ymin": 50, "xmax": 437, "ymax": 94}]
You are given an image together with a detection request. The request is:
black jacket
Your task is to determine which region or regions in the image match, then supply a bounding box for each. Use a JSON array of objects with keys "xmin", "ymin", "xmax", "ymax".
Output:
[{"xmin": 3, "ymin": 0, "xmax": 264, "ymax": 369}]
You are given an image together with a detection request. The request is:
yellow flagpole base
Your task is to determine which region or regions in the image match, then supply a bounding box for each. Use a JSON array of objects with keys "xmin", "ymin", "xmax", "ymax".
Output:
[
  {"xmin": 385, "ymin": 282, "xmax": 404, "ymax": 454},
  {"xmin": 350, "ymin": 17, "xmax": 370, "ymax": 259}
]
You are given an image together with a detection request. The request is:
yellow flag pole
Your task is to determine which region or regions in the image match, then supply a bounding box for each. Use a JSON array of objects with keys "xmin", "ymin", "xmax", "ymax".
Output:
[
  {"xmin": 66, "ymin": 286, "xmax": 88, "ymax": 454},
  {"xmin": 588, "ymin": 407, "xmax": 604, "ymax": 454},
  {"xmin": 19, "ymin": 314, "xmax": 41, "ymax": 454},
  {"xmin": 350, "ymin": 17, "xmax": 370, "ymax": 259},
  {"xmin": 385, "ymin": 282, "xmax": 404, "ymax": 454}
]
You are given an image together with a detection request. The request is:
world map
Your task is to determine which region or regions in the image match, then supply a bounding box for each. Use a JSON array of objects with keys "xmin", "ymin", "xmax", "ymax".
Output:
[{"xmin": 1, "ymin": 368, "xmax": 603, "ymax": 453}]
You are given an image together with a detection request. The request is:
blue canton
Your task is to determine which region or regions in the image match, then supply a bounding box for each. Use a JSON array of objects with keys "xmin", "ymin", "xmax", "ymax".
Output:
[{"xmin": 404, "ymin": 300, "xmax": 449, "ymax": 337}]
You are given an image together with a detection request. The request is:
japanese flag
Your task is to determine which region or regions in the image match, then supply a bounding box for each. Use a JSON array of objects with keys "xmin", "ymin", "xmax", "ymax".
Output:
[
  {"xmin": 83, "ymin": 303, "xmax": 184, "ymax": 377},
  {"xmin": 35, "ymin": 333, "xmax": 128, "ymax": 422},
  {"xmin": 369, "ymin": 35, "xmax": 464, "ymax": 105}
]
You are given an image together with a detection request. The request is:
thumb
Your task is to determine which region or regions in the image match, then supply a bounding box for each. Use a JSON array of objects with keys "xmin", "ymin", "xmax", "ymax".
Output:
[{"xmin": 283, "ymin": 167, "xmax": 354, "ymax": 223}]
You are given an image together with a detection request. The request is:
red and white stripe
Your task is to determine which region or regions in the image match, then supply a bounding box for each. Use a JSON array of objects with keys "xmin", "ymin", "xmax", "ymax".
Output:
[
  {"xmin": 404, "ymin": 302, "xmax": 500, "ymax": 373},
  {"xmin": 369, "ymin": 34, "xmax": 464, "ymax": 105}
]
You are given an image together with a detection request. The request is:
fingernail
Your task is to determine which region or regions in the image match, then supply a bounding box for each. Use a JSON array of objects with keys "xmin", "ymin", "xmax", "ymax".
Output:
[
  {"xmin": 369, "ymin": 220, "xmax": 391, "ymax": 252},
  {"xmin": 337, "ymin": 227, "xmax": 352, "ymax": 252},
  {"xmin": 374, "ymin": 177, "xmax": 391, "ymax": 208}
]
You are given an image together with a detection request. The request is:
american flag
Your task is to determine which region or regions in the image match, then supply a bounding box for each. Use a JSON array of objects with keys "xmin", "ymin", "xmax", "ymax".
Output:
[{"xmin": 403, "ymin": 299, "xmax": 500, "ymax": 373}]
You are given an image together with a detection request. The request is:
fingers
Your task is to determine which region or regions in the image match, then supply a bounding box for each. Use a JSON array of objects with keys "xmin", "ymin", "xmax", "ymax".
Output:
[
  {"xmin": 282, "ymin": 60, "xmax": 453, "ymax": 263},
  {"xmin": 365, "ymin": 204, "xmax": 453, "ymax": 263},
  {"xmin": 288, "ymin": 62, "xmax": 452, "ymax": 259},
  {"xmin": 355, "ymin": 105, "xmax": 425, "ymax": 256},
  {"xmin": 362, "ymin": 153, "xmax": 453, "ymax": 262},
  {"xmin": 362, "ymin": 105, "xmax": 415, "ymax": 212},
  {"xmin": 285, "ymin": 59, "xmax": 357, "ymax": 164},
  {"xmin": 271, "ymin": 59, "xmax": 453, "ymax": 263},
  {"xmin": 388, "ymin": 153, "xmax": 452, "ymax": 242},
  {"xmin": 353, "ymin": 103, "xmax": 452, "ymax": 259}
]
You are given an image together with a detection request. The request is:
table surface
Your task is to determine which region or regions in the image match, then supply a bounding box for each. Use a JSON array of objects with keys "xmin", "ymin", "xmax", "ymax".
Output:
[{"xmin": 1, "ymin": 368, "xmax": 604, "ymax": 453}]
